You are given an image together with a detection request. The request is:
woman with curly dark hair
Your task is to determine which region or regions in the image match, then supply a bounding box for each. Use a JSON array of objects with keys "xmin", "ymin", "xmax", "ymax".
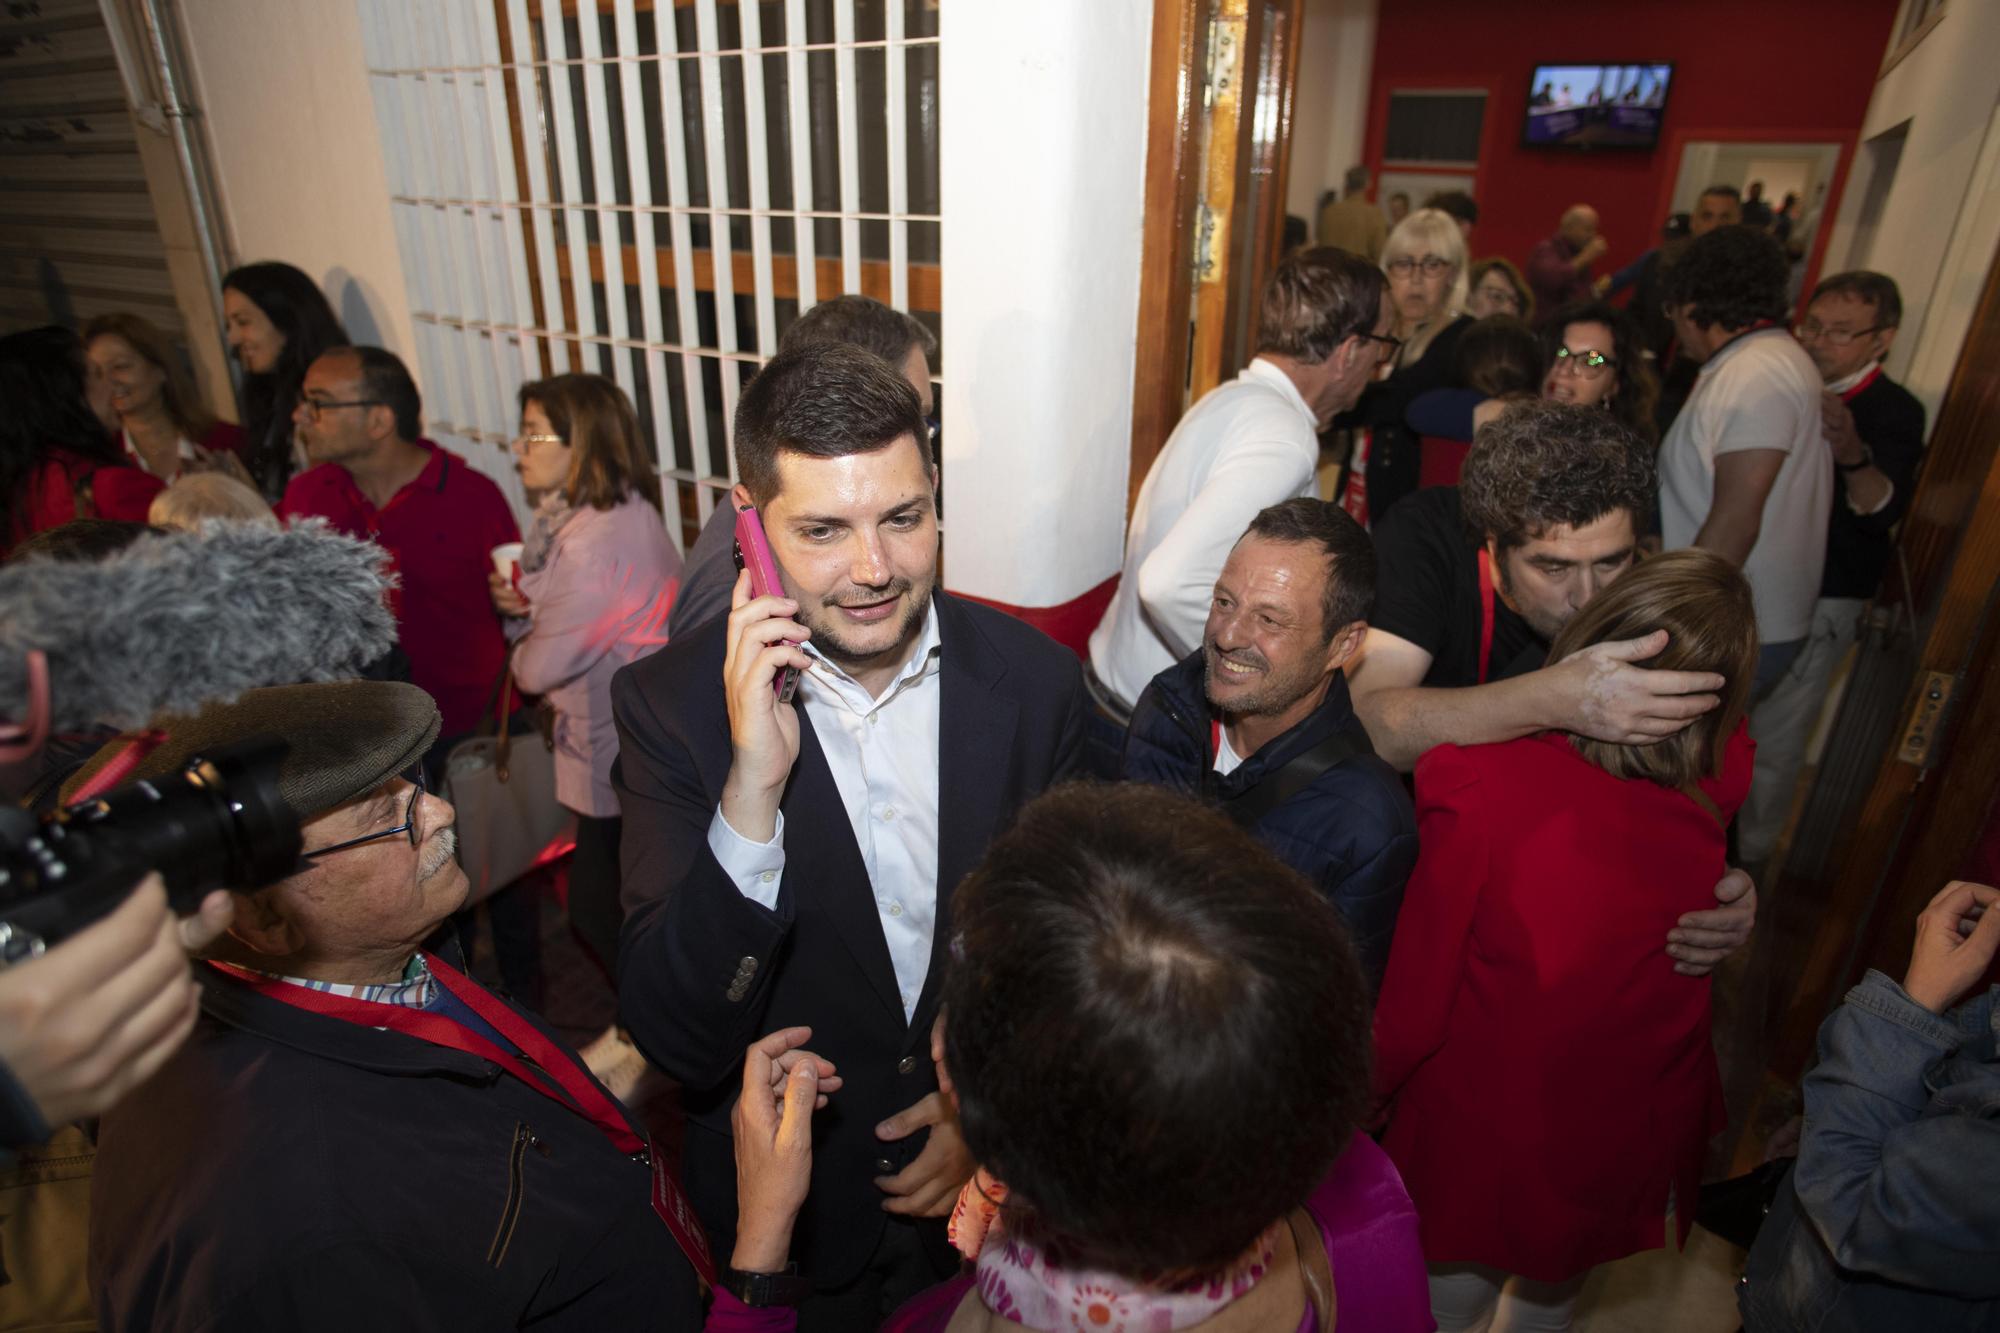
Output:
[{"xmin": 221, "ymin": 261, "xmax": 347, "ymax": 500}]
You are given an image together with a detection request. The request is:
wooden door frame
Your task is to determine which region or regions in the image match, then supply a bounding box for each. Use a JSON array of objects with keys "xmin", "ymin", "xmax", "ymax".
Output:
[
  {"xmin": 1126, "ymin": 0, "xmax": 1302, "ymax": 517},
  {"xmin": 1126, "ymin": 0, "xmax": 1210, "ymax": 515}
]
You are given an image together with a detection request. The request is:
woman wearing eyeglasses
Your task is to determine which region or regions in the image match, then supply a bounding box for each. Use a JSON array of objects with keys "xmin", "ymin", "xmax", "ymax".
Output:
[
  {"xmin": 1406, "ymin": 301, "xmax": 1661, "ymax": 485},
  {"xmin": 1335, "ymin": 208, "xmax": 1474, "ymax": 525},
  {"xmin": 490, "ymin": 374, "xmax": 682, "ymax": 1083}
]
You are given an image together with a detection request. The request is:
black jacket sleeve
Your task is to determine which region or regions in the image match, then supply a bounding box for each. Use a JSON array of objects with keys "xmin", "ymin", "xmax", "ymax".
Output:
[
  {"xmin": 610, "ymin": 661, "xmax": 794, "ymax": 1094},
  {"xmin": 1847, "ymin": 388, "xmax": 1927, "ymax": 539}
]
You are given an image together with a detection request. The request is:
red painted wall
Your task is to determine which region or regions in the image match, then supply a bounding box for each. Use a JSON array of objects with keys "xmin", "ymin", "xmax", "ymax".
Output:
[{"xmin": 1363, "ymin": 1, "xmax": 1898, "ymax": 285}]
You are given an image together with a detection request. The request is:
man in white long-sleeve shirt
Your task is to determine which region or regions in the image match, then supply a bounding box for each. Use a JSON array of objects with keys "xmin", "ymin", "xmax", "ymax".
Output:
[{"xmin": 1085, "ymin": 247, "xmax": 1394, "ymax": 770}]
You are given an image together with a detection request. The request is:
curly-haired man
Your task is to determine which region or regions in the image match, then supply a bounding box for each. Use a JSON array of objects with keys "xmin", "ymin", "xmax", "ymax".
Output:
[
  {"xmin": 1348, "ymin": 399, "xmax": 1755, "ymax": 975},
  {"xmin": 1659, "ymin": 225, "xmax": 1832, "ymax": 697}
]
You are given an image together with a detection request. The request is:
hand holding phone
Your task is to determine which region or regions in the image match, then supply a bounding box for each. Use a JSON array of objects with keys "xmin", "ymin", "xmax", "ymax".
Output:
[
  {"xmin": 734, "ymin": 506, "xmax": 802, "ymax": 704},
  {"xmin": 719, "ymin": 506, "xmax": 811, "ymax": 842}
]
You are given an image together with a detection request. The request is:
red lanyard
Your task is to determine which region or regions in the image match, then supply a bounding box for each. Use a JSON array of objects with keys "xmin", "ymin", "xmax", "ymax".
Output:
[
  {"xmin": 1476, "ymin": 548, "xmax": 1497, "ymax": 685},
  {"xmin": 206, "ymin": 954, "xmax": 717, "ymax": 1283}
]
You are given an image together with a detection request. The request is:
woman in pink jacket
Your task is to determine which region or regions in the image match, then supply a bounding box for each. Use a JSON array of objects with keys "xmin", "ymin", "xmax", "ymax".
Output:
[{"xmin": 491, "ymin": 374, "xmax": 681, "ymax": 1052}]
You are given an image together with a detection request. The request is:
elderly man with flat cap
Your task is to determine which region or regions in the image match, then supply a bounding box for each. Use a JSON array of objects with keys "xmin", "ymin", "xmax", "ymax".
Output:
[{"xmin": 84, "ymin": 680, "xmax": 837, "ymax": 1332}]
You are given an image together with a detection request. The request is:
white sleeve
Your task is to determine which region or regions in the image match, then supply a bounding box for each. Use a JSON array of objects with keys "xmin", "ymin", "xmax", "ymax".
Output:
[
  {"xmin": 1134, "ymin": 430, "xmax": 1316, "ymax": 662},
  {"xmin": 705, "ymin": 806, "xmax": 786, "ymax": 909}
]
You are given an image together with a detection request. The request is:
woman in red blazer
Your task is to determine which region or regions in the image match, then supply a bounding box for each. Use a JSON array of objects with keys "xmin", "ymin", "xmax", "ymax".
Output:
[{"xmin": 1373, "ymin": 549, "xmax": 1759, "ymax": 1331}]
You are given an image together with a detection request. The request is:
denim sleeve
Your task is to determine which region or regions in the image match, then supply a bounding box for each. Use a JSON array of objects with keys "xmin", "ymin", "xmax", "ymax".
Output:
[{"xmin": 1790, "ymin": 971, "xmax": 2000, "ymax": 1298}]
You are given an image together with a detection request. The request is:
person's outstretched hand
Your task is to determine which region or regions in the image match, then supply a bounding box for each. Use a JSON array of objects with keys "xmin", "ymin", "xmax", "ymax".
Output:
[
  {"xmin": 730, "ymin": 1026, "xmax": 839, "ymax": 1273},
  {"xmin": 0, "ymin": 876, "xmax": 232, "ymax": 1137},
  {"xmin": 1902, "ymin": 880, "xmax": 2000, "ymax": 1014}
]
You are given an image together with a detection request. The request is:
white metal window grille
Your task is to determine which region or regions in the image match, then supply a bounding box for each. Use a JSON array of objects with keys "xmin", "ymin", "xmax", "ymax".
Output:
[{"xmin": 355, "ymin": 0, "xmax": 941, "ymax": 543}]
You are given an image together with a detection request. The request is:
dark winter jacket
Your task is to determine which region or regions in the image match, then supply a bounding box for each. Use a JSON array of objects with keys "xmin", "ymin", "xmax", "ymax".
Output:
[
  {"xmin": 1122, "ymin": 650, "xmax": 1418, "ymax": 983},
  {"xmin": 89, "ymin": 953, "xmax": 704, "ymax": 1332}
]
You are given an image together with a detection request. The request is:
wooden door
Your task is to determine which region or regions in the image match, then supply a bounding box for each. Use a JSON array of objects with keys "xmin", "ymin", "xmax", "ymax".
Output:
[
  {"xmin": 1126, "ymin": 0, "xmax": 1302, "ymax": 514},
  {"xmin": 1729, "ymin": 235, "xmax": 2000, "ymax": 1165}
]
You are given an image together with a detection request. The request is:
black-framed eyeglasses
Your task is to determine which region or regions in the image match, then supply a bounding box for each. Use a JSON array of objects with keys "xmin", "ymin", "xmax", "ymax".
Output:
[
  {"xmin": 299, "ymin": 397, "xmax": 382, "ymax": 423},
  {"xmin": 1796, "ymin": 321, "xmax": 1882, "ymax": 347},
  {"xmin": 301, "ymin": 770, "xmax": 426, "ymax": 860},
  {"xmin": 1385, "ymin": 255, "xmax": 1452, "ymax": 278},
  {"xmin": 1552, "ymin": 345, "xmax": 1616, "ymax": 378},
  {"xmin": 1357, "ymin": 331, "xmax": 1405, "ymax": 365}
]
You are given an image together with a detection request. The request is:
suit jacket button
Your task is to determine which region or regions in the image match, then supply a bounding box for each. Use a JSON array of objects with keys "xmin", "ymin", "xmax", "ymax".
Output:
[
  {"xmin": 726, "ymin": 979, "xmax": 749, "ymax": 1001},
  {"xmin": 874, "ymin": 1157, "xmax": 896, "ymax": 1175},
  {"xmin": 738, "ymin": 956, "xmax": 759, "ymax": 974},
  {"xmin": 897, "ymin": 1055, "xmax": 918, "ymax": 1074}
]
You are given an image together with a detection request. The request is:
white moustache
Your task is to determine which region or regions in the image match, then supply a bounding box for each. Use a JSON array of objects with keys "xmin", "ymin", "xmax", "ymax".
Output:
[{"xmin": 419, "ymin": 825, "xmax": 458, "ymax": 880}]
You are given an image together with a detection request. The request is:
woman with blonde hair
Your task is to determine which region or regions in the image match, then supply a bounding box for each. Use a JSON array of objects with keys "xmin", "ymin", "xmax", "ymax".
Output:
[
  {"xmin": 490, "ymin": 373, "xmax": 680, "ymax": 1078},
  {"xmin": 83, "ymin": 313, "xmax": 248, "ymax": 482},
  {"xmin": 1339, "ymin": 207, "xmax": 1474, "ymax": 524},
  {"xmin": 1374, "ymin": 548, "xmax": 1759, "ymax": 1332}
]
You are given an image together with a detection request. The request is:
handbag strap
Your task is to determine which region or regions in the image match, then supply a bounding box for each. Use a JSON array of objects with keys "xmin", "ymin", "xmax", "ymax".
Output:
[{"xmin": 1220, "ymin": 728, "xmax": 1370, "ymax": 830}]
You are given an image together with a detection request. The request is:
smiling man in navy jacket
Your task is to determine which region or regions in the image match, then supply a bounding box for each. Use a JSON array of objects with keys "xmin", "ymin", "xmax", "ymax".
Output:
[
  {"xmin": 612, "ymin": 341, "xmax": 1087, "ymax": 1327},
  {"xmin": 1121, "ymin": 498, "xmax": 1417, "ymax": 986}
]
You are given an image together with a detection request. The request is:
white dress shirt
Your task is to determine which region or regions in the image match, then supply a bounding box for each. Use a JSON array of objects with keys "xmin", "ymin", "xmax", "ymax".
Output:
[
  {"xmin": 1087, "ymin": 358, "xmax": 1321, "ymax": 706},
  {"xmin": 706, "ymin": 606, "xmax": 944, "ymax": 1023}
]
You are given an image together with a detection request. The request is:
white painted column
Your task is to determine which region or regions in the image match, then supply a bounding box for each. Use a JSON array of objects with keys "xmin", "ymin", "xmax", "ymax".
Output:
[{"xmin": 938, "ymin": 0, "xmax": 1150, "ymax": 612}]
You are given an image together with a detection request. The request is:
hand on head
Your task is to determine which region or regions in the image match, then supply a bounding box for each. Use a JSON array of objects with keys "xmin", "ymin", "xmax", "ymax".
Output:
[{"xmin": 1551, "ymin": 630, "xmax": 1723, "ymax": 744}]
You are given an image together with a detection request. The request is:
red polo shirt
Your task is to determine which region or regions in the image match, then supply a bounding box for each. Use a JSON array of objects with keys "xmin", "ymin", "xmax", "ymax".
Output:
[{"xmin": 278, "ymin": 441, "xmax": 519, "ymax": 737}]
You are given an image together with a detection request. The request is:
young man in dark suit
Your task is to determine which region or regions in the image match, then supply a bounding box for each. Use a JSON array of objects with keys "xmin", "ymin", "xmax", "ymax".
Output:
[{"xmin": 612, "ymin": 341, "xmax": 1087, "ymax": 1326}]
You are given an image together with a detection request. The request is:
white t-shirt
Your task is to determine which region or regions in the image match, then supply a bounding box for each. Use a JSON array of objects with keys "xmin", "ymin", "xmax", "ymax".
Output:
[
  {"xmin": 1659, "ymin": 329, "xmax": 1831, "ymax": 644},
  {"xmin": 1087, "ymin": 358, "xmax": 1321, "ymax": 705},
  {"xmin": 1213, "ymin": 723, "xmax": 1245, "ymax": 776}
]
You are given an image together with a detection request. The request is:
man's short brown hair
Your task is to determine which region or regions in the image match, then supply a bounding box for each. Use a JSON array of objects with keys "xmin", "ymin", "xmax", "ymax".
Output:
[
  {"xmin": 1459, "ymin": 399, "xmax": 1654, "ymax": 554},
  {"xmin": 1254, "ymin": 246, "xmax": 1387, "ymax": 363}
]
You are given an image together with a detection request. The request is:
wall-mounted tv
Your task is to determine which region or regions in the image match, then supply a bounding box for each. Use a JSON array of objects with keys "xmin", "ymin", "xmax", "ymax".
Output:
[{"xmin": 1525, "ymin": 64, "xmax": 1673, "ymax": 150}]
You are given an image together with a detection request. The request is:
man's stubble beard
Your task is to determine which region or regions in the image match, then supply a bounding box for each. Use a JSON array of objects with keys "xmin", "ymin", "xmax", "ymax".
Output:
[{"xmin": 797, "ymin": 577, "xmax": 937, "ymax": 673}]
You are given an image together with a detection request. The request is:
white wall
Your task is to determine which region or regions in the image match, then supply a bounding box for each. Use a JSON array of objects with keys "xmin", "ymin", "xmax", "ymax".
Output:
[
  {"xmin": 1822, "ymin": 3, "xmax": 2000, "ymax": 421},
  {"xmin": 175, "ymin": 0, "xmax": 417, "ymax": 390},
  {"xmin": 1286, "ymin": 0, "xmax": 1378, "ymax": 224},
  {"xmin": 938, "ymin": 0, "xmax": 1151, "ymax": 607}
]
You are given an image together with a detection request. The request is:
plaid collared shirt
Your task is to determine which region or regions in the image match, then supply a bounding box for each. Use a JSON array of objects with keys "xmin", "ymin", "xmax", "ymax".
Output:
[{"xmin": 251, "ymin": 953, "xmax": 436, "ymax": 1008}]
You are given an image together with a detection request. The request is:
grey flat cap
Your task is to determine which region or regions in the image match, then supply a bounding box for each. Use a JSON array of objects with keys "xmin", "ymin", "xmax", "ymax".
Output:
[{"xmin": 63, "ymin": 680, "xmax": 440, "ymax": 821}]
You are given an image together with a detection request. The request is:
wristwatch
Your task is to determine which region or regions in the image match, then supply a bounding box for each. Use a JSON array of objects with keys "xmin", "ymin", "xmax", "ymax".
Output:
[
  {"xmin": 720, "ymin": 1263, "xmax": 813, "ymax": 1307},
  {"xmin": 1836, "ymin": 445, "xmax": 1874, "ymax": 474}
]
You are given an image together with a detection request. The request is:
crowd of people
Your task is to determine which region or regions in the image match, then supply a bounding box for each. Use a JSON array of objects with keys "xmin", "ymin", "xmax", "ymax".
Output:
[{"xmin": 0, "ymin": 170, "xmax": 1992, "ymax": 1333}]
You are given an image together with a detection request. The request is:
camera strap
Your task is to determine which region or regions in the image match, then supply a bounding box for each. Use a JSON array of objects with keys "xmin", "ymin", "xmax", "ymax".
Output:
[{"xmin": 205, "ymin": 954, "xmax": 717, "ymax": 1286}]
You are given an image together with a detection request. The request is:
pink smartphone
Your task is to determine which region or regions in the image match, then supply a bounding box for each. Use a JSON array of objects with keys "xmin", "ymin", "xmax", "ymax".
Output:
[{"xmin": 733, "ymin": 504, "xmax": 802, "ymax": 703}]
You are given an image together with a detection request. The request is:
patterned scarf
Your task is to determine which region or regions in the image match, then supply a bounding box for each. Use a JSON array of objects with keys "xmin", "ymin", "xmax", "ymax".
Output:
[
  {"xmin": 947, "ymin": 1171, "xmax": 1284, "ymax": 1332},
  {"xmin": 520, "ymin": 491, "xmax": 577, "ymax": 574}
]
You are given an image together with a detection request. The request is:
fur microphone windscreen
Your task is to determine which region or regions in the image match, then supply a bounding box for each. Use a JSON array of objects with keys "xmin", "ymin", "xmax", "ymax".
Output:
[{"xmin": 0, "ymin": 521, "xmax": 399, "ymax": 730}]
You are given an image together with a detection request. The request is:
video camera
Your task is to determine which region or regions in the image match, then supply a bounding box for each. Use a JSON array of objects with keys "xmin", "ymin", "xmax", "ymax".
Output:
[
  {"xmin": 0, "ymin": 521, "xmax": 402, "ymax": 964},
  {"xmin": 0, "ymin": 740, "xmax": 300, "ymax": 964}
]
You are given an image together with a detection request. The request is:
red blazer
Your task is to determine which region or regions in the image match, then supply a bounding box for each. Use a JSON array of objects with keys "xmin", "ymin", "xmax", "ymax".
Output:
[{"xmin": 1373, "ymin": 726, "xmax": 1751, "ymax": 1283}]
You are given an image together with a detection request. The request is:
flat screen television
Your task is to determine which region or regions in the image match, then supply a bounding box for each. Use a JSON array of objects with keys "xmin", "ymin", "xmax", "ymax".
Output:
[{"xmin": 1524, "ymin": 64, "xmax": 1673, "ymax": 150}]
